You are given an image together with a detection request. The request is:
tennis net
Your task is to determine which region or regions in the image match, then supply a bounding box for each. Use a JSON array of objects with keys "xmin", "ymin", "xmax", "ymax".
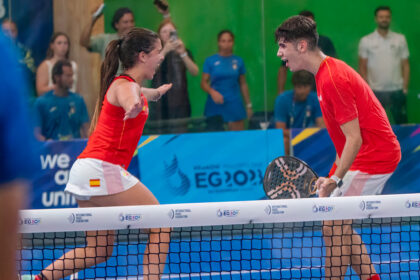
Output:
[{"xmin": 18, "ymin": 194, "xmax": 420, "ymax": 279}]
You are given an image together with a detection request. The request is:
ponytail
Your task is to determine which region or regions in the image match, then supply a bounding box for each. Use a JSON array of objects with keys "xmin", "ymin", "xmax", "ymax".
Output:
[
  {"xmin": 89, "ymin": 28, "xmax": 160, "ymax": 134},
  {"xmin": 90, "ymin": 39, "xmax": 121, "ymax": 134}
]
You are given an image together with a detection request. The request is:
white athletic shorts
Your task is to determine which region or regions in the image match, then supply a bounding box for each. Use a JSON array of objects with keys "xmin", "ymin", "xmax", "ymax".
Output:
[
  {"xmin": 65, "ymin": 158, "xmax": 139, "ymax": 201},
  {"xmin": 330, "ymin": 170, "xmax": 393, "ymax": 197}
]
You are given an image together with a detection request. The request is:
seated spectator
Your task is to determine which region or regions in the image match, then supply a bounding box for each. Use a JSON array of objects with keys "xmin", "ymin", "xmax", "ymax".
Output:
[
  {"xmin": 36, "ymin": 32, "xmax": 78, "ymax": 96},
  {"xmin": 149, "ymin": 18, "xmax": 198, "ymax": 127},
  {"xmin": 274, "ymin": 70, "xmax": 324, "ymax": 154},
  {"xmin": 34, "ymin": 60, "xmax": 89, "ymax": 141},
  {"xmin": 1, "ymin": 19, "xmax": 36, "ymax": 98},
  {"xmin": 201, "ymin": 30, "xmax": 253, "ymax": 131}
]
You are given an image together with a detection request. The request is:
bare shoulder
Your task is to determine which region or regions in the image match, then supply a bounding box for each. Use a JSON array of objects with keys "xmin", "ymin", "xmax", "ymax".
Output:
[
  {"xmin": 107, "ymin": 79, "xmax": 140, "ymax": 105},
  {"xmin": 37, "ymin": 60, "xmax": 48, "ymax": 72}
]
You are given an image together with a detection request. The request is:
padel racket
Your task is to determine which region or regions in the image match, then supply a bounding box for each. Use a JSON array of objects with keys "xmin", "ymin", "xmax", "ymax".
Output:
[{"xmin": 263, "ymin": 156, "xmax": 318, "ymax": 199}]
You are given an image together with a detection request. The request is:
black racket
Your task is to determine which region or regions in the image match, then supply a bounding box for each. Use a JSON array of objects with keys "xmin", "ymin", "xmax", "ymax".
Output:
[{"xmin": 263, "ymin": 156, "xmax": 318, "ymax": 199}]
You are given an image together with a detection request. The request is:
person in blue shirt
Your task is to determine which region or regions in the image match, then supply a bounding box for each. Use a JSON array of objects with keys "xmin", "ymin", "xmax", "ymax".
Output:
[
  {"xmin": 201, "ymin": 30, "xmax": 253, "ymax": 131},
  {"xmin": 34, "ymin": 60, "xmax": 89, "ymax": 140},
  {"xmin": 274, "ymin": 70, "xmax": 324, "ymax": 154},
  {"xmin": 0, "ymin": 33, "xmax": 37, "ymax": 280}
]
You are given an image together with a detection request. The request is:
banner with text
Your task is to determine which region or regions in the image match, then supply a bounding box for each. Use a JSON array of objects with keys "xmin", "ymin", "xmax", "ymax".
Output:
[
  {"xmin": 30, "ymin": 129, "xmax": 283, "ymax": 209},
  {"xmin": 137, "ymin": 129, "xmax": 284, "ymax": 204},
  {"xmin": 30, "ymin": 140, "xmax": 140, "ymax": 209}
]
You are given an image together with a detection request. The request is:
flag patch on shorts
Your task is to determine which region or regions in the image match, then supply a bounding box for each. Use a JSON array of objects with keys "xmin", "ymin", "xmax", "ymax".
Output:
[{"xmin": 89, "ymin": 179, "xmax": 100, "ymax": 187}]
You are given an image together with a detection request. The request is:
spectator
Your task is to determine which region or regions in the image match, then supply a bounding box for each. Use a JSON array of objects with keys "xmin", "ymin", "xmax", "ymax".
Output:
[
  {"xmin": 1, "ymin": 19, "xmax": 36, "ymax": 98},
  {"xmin": 359, "ymin": 6, "xmax": 409, "ymax": 124},
  {"xmin": 34, "ymin": 60, "xmax": 89, "ymax": 141},
  {"xmin": 36, "ymin": 32, "xmax": 78, "ymax": 96},
  {"xmin": 274, "ymin": 70, "xmax": 324, "ymax": 154},
  {"xmin": 149, "ymin": 18, "xmax": 198, "ymax": 126},
  {"xmin": 201, "ymin": 30, "xmax": 253, "ymax": 131},
  {"xmin": 277, "ymin": 10, "xmax": 337, "ymax": 93},
  {"xmin": 80, "ymin": 6, "xmax": 135, "ymax": 61}
]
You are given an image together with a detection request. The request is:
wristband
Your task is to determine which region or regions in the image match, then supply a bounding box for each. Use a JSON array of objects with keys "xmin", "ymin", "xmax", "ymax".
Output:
[
  {"xmin": 330, "ymin": 175, "xmax": 343, "ymax": 188},
  {"xmin": 163, "ymin": 13, "xmax": 171, "ymax": 19},
  {"xmin": 180, "ymin": 52, "xmax": 188, "ymax": 58},
  {"xmin": 246, "ymin": 103, "xmax": 252, "ymax": 108}
]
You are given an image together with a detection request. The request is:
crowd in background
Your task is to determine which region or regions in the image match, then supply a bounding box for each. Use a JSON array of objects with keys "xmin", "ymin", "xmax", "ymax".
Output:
[{"xmin": 0, "ymin": 3, "xmax": 410, "ymax": 146}]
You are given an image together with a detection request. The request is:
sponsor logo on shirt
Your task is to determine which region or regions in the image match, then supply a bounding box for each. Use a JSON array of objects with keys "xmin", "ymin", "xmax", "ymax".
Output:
[{"xmin": 214, "ymin": 61, "xmax": 220, "ymax": 66}]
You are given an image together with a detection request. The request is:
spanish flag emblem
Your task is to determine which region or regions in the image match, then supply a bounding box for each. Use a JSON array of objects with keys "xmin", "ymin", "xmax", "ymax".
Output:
[{"xmin": 89, "ymin": 179, "xmax": 100, "ymax": 187}]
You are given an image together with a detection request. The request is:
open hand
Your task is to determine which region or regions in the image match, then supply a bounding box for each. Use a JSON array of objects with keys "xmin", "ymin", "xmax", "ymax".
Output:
[
  {"xmin": 124, "ymin": 99, "xmax": 144, "ymax": 120},
  {"xmin": 151, "ymin": 83, "xmax": 172, "ymax": 101},
  {"xmin": 174, "ymin": 40, "xmax": 186, "ymax": 55},
  {"xmin": 210, "ymin": 90, "xmax": 224, "ymax": 104}
]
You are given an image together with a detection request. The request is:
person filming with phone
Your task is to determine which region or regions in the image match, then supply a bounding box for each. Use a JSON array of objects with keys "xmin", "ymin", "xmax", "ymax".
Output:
[{"xmin": 149, "ymin": 18, "xmax": 199, "ymax": 130}]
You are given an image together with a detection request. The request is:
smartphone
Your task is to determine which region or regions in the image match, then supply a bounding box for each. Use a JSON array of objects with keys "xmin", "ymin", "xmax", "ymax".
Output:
[
  {"xmin": 93, "ymin": 3, "xmax": 105, "ymax": 18},
  {"xmin": 153, "ymin": 0, "xmax": 168, "ymax": 12},
  {"xmin": 169, "ymin": 30, "xmax": 178, "ymax": 41}
]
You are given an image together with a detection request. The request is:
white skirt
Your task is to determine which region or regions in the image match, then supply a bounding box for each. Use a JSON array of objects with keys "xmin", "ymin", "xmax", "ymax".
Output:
[{"xmin": 65, "ymin": 158, "xmax": 139, "ymax": 201}]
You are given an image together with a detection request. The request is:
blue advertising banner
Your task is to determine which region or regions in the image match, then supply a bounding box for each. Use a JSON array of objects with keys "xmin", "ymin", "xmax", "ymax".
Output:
[
  {"xmin": 30, "ymin": 140, "xmax": 140, "ymax": 209},
  {"xmin": 292, "ymin": 125, "xmax": 420, "ymax": 194},
  {"xmin": 137, "ymin": 129, "xmax": 284, "ymax": 204},
  {"xmin": 30, "ymin": 129, "xmax": 283, "ymax": 209}
]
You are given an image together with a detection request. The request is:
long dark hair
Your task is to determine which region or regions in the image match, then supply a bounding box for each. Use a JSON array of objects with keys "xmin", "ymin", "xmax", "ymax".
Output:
[
  {"xmin": 46, "ymin": 32, "xmax": 71, "ymax": 59},
  {"xmin": 90, "ymin": 28, "xmax": 160, "ymax": 133}
]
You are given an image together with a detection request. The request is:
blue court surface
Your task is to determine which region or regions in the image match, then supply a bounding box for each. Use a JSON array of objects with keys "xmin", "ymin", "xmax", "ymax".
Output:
[{"xmin": 19, "ymin": 223, "xmax": 420, "ymax": 280}]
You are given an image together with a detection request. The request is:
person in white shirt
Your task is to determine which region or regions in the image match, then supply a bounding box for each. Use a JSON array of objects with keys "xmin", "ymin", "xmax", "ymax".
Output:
[{"xmin": 358, "ymin": 6, "xmax": 410, "ymax": 124}]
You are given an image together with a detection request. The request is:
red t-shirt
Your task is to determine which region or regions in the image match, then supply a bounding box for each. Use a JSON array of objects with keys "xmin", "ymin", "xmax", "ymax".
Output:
[
  {"xmin": 78, "ymin": 75, "xmax": 148, "ymax": 169},
  {"xmin": 315, "ymin": 57, "xmax": 401, "ymax": 174}
]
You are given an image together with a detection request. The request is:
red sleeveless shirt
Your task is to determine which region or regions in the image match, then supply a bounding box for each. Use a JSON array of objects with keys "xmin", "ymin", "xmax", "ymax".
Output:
[{"xmin": 78, "ymin": 75, "xmax": 148, "ymax": 169}]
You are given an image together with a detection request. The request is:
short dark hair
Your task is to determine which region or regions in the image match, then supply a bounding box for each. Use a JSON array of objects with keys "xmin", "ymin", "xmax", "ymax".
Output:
[
  {"xmin": 299, "ymin": 10, "xmax": 315, "ymax": 20},
  {"xmin": 291, "ymin": 70, "xmax": 314, "ymax": 86},
  {"xmin": 375, "ymin": 6, "xmax": 391, "ymax": 16},
  {"xmin": 217, "ymin": 30, "xmax": 234, "ymax": 41},
  {"xmin": 52, "ymin": 60, "xmax": 72, "ymax": 84},
  {"xmin": 112, "ymin": 7, "xmax": 134, "ymax": 31},
  {"xmin": 275, "ymin": 15, "xmax": 318, "ymax": 50}
]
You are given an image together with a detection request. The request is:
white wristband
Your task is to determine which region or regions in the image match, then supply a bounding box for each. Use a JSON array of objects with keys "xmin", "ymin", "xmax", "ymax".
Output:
[
  {"xmin": 246, "ymin": 103, "xmax": 252, "ymax": 108},
  {"xmin": 180, "ymin": 52, "xmax": 188, "ymax": 58}
]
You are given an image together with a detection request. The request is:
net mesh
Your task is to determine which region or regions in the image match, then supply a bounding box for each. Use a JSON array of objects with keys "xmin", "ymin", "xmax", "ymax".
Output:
[{"xmin": 17, "ymin": 195, "xmax": 420, "ymax": 279}]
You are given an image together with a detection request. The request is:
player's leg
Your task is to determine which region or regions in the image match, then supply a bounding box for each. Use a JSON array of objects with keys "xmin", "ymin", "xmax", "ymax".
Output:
[
  {"xmin": 323, "ymin": 219, "xmax": 352, "ymax": 279},
  {"xmin": 38, "ymin": 181, "xmax": 170, "ymax": 280},
  {"xmin": 39, "ymin": 228, "xmax": 115, "ymax": 280}
]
